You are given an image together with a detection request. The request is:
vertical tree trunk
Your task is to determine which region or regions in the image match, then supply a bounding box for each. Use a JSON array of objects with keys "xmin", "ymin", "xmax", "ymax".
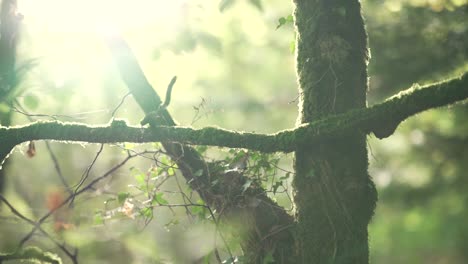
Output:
[
  {"xmin": 0, "ymin": 0, "xmax": 21, "ymax": 196},
  {"xmin": 292, "ymin": 1, "xmax": 377, "ymax": 263}
]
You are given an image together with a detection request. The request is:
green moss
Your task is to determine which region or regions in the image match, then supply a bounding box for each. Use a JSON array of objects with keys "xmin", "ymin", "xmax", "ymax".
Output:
[
  {"xmin": 318, "ymin": 35, "xmax": 351, "ymax": 64},
  {"xmin": 110, "ymin": 118, "xmax": 129, "ymax": 128}
]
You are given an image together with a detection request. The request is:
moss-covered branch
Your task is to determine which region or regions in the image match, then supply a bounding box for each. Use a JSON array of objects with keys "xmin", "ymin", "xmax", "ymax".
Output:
[
  {"xmin": 0, "ymin": 120, "xmax": 279, "ymax": 151},
  {"xmin": 1, "ymin": 72, "xmax": 466, "ymax": 163},
  {"xmin": 293, "ymin": 71, "xmax": 468, "ymax": 142}
]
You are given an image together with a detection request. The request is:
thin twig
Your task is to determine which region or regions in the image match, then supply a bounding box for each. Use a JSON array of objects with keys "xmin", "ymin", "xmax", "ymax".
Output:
[
  {"xmin": 110, "ymin": 92, "xmax": 132, "ymax": 118},
  {"xmin": 0, "ymin": 194, "xmax": 77, "ymax": 263},
  {"xmin": 69, "ymin": 144, "xmax": 104, "ymax": 207},
  {"xmin": 18, "ymin": 152, "xmax": 141, "ymax": 247}
]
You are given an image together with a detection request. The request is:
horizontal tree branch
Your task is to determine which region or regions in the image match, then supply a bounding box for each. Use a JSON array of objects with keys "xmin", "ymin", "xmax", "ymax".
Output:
[{"xmin": 1, "ymin": 72, "xmax": 466, "ymax": 164}]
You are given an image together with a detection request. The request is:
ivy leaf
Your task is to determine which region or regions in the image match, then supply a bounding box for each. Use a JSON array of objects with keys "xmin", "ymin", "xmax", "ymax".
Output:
[
  {"xmin": 276, "ymin": 14, "xmax": 294, "ymax": 30},
  {"xmin": 276, "ymin": 17, "xmax": 287, "ymax": 30}
]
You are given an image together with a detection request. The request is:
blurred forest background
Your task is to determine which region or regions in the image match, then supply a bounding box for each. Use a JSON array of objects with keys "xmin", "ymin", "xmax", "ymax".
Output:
[{"xmin": 0, "ymin": 0, "xmax": 467, "ymax": 263}]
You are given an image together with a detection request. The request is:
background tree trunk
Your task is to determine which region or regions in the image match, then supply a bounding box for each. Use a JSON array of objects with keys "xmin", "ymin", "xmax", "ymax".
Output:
[
  {"xmin": 292, "ymin": 1, "xmax": 377, "ymax": 262},
  {"xmin": 0, "ymin": 0, "xmax": 20, "ymax": 197}
]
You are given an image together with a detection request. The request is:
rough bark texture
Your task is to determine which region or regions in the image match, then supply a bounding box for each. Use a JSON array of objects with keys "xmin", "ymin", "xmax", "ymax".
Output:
[{"xmin": 292, "ymin": 1, "xmax": 377, "ymax": 263}]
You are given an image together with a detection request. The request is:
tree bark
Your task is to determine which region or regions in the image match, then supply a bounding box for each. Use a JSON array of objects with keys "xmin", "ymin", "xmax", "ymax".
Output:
[
  {"xmin": 0, "ymin": 0, "xmax": 21, "ymax": 198},
  {"xmin": 292, "ymin": 1, "xmax": 377, "ymax": 263}
]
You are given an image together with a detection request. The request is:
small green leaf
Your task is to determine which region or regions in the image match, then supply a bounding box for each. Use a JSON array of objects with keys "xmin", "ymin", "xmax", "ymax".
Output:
[
  {"xmin": 140, "ymin": 207, "xmax": 153, "ymax": 217},
  {"xmin": 135, "ymin": 174, "xmax": 146, "ymax": 185},
  {"xmin": 117, "ymin": 192, "xmax": 130, "ymax": 204},
  {"xmin": 94, "ymin": 212, "xmax": 104, "ymax": 225},
  {"xmin": 160, "ymin": 155, "xmax": 170, "ymax": 166},
  {"xmin": 276, "ymin": 17, "xmax": 287, "ymax": 30},
  {"xmin": 23, "ymin": 94, "xmax": 39, "ymax": 110},
  {"xmin": 290, "ymin": 39, "xmax": 296, "ymax": 54},
  {"xmin": 190, "ymin": 205, "xmax": 206, "ymax": 219},
  {"xmin": 167, "ymin": 167, "xmax": 175, "ymax": 176},
  {"xmin": 153, "ymin": 193, "xmax": 169, "ymax": 205},
  {"xmin": 262, "ymin": 251, "xmax": 275, "ymax": 264},
  {"xmin": 276, "ymin": 14, "xmax": 293, "ymax": 30}
]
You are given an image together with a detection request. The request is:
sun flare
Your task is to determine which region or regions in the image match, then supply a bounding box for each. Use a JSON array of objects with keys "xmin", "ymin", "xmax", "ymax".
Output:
[
  {"xmin": 15, "ymin": 0, "xmax": 189, "ymax": 108},
  {"xmin": 19, "ymin": 0, "xmax": 186, "ymax": 34}
]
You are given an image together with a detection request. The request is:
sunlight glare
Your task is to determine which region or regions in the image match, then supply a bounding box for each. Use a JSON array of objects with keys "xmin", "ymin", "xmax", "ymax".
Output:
[
  {"xmin": 20, "ymin": 0, "xmax": 185, "ymax": 34},
  {"xmin": 17, "ymin": 0, "xmax": 188, "ymax": 107}
]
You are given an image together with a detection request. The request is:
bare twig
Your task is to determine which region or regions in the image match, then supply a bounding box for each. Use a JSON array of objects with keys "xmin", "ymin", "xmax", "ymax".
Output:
[
  {"xmin": 69, "ymin": 144, "xmax": 105, "ymax": 207},
  {"xmin": 18, "ymin": 151, "xmax": 143, "ymax": 247},
  {"xmin": 0, "ymin": 194, "xmax": 77, "ymax": 263}
]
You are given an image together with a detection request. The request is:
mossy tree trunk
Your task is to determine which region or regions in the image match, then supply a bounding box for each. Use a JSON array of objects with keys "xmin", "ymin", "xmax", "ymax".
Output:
[
  {"xmin": 0, "ymin": 0, "xmax": 20, "ymax": 196},
  {"xmin": 292, "ymin": 1, "xmax": 377, "ymax": 263}
]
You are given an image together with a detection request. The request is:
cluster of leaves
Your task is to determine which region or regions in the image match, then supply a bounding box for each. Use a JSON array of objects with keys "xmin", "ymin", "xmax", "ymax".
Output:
[{"xmin": 93, "ymin": 156, "xmax": 173, "ymax": 228}]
